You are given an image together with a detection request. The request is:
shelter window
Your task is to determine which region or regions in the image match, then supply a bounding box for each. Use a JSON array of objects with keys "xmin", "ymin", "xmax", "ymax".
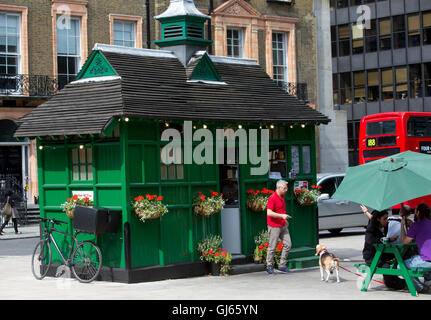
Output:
[
  {"xmin": 269, "ymin": 146, "xmax": 287, "ymax": 179},
  {"xmin": 114, "ymin": 20, "xmax": 136, "ymax": 48},
  {"xmin": 160, "ymin": 146, "xmax": 184, "ymax": 181},
  {"xmin": 227, "ymin": 28, "xmax": 243, "ymax": 58},
  {"xmin": 71, "ymin": 147, "xmax": 93, "ymax": 181},
  {"xmin": 57, "ymin": 17, "xmax": 81, "ymax": 90}
]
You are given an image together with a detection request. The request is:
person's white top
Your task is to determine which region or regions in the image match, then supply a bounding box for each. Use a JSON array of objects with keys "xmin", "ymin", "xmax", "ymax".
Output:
[{"xmin": 387, "ymin": 216, "xmax": 413, "ymax": 244}]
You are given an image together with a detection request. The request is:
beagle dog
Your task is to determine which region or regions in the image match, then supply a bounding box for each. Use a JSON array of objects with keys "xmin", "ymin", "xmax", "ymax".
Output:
[{"xmin": 315, "ymin": 244, "xmax": 340, "ymax": 283}]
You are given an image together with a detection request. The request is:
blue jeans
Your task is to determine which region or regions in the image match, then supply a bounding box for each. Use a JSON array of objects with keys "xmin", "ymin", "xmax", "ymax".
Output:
[{"xmin": 403, "ymin": 255, "xmax": 431, "ymax": 291}]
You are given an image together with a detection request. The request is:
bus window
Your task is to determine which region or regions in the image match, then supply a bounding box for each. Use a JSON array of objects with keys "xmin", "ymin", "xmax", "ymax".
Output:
[
  {"xmin": 407, "ymin": 117, "xmax": 431, "ymax": 137},
  {"xmin": 366, "ymin": 120, "xmax": 397, "ymax": 136}
]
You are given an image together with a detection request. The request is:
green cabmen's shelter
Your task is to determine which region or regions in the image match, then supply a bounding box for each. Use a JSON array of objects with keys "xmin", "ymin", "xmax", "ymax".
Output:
[{"xmin": 15, "ymin": 0, "xmax": 330, "ymax": 283}]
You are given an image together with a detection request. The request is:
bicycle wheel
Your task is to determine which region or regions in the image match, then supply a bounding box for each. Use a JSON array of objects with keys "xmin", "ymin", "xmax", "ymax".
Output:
[
  {"xmin": 71, "ymin": 241, "xmax": 102, "ymax": 283},
  {"xmin": 31, "ymin": 240, "xmax": 52, "ymax": 280}
]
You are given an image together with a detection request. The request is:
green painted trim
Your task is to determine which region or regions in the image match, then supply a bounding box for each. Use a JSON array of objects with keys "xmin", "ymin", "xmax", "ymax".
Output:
[
  {"xmin": 190, "ymin": 53, "xmax": 222, "ymax": 82},
  {"xmin": 120, "ymin": 121, "xmax": 130, "ymax": 270},
  {"xmin": 76, "ymin": 50, "xmax": 119, "ymax": 80}
]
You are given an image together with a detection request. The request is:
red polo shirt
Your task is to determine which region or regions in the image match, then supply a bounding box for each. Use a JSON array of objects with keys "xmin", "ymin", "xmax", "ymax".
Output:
[{"xmin": 267, "ymin": 191, "xmax": 286, "ymax": 227}]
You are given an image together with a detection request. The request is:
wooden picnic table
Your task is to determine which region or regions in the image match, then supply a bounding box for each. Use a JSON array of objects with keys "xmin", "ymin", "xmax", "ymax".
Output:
[{"xmin": 356, "ymin": 242, "xmax": 431, "ymax": 297}]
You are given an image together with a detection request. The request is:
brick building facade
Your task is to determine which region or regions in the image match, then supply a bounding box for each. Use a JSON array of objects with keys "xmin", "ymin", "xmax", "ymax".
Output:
[{"xmin": 0, "ymin": 0, "xmax": 321, "ymax": 206}]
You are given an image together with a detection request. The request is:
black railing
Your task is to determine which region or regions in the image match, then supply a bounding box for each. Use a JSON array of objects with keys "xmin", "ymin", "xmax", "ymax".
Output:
[
  {"xmin": 275, "ymin": 81, "xmax": 308, "ymax": 102},
  {"xmin": 0, "ymin": 74, "xmax": 58, "ymax": 97}
]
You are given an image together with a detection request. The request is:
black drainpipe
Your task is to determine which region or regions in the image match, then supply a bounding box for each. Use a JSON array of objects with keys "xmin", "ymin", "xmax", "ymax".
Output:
[
  {"xmin": 207, "ymin": 0, "xmax": 214, "ymax": 54},
  {"xmin": 146, "ymin": 0, "xmax": 151, "ymax": 49}
]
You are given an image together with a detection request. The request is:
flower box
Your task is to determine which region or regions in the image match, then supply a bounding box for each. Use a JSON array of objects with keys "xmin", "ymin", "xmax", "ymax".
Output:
[
  {"xmin": 131, "ymin": 194, "xmax": 168, "ymax": 222},
  {"xmin": 61, "ymin": 194, "xmax": 94, "ymax": 219},
  {"xmin": 193, "ymin": 191, "xmax": 224, "ymax": 216},
  {"xmin": 294, "ymin": 185, "xmax": 321, "ymax": 207},
  {"xmin": 246, "ymin": 188, "xmax": 273, "ymax": 212}
]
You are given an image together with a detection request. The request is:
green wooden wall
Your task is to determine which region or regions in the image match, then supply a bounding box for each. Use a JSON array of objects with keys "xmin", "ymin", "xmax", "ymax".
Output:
[{"xmin": 36, "ymin": 118, "xmax": 318, "ymax": 270}]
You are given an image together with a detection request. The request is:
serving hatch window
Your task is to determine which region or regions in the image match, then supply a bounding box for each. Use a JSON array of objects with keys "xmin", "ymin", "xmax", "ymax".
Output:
[
  {"xmin": 366, "ymin": 120, "xmax": 396, "ymax": 136},
  {"xmin": 407, "ymin": 117, "xmax": 431, "ymax": 137}
]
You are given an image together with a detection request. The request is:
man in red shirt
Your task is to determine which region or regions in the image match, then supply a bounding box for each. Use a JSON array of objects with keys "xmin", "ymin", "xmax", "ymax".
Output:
[{"xmin": 266, "ymin": 180, "xmax": 292, "ymax": 274}]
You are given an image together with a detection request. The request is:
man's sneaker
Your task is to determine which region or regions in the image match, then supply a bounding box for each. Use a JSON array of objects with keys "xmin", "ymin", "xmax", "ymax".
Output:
[
  {"xmin": 266, "ymin": 267, "xmax": 275, "ymax": 275},
  {"xmin": 278, "ymin": 267, "xmax": 292, "ymax": 273}
]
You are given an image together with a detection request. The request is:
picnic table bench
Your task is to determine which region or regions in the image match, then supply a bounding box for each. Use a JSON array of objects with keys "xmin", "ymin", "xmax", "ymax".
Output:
[{"xmin": 354, "ymin": 243, "xmax": 431, "ymax": 297}]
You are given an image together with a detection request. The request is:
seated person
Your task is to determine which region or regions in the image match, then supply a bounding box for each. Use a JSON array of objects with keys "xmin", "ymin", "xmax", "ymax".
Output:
[
  {"xmin": 362, "ymin": 210, "xmax": 398, "ymax": 266},
  {"xmin": 400, "ymin": 203, "xmax": 431, "ymax": 294}
]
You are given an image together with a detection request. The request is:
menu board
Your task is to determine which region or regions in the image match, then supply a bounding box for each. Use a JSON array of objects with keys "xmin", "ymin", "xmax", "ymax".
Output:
[{"xmin": 291, "ymin": 145, "xmax": 300, "ymax": 173}]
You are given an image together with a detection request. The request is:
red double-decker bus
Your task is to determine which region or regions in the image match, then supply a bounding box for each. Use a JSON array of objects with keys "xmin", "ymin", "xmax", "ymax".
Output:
[{"xmin": 359, "ymin": 112, "xmax": 431, "ymax": 209}]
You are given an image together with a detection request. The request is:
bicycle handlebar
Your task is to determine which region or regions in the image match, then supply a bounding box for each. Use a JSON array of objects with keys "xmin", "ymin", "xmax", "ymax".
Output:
[{"xmin": 38, "ymin": 217, "xmax": 67, "ymax": 225}]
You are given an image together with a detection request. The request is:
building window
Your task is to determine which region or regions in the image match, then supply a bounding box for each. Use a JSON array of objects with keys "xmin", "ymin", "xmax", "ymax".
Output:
[
  {"xmin": 57, "ymin": 17, "xmax": 80, "ymax": 90},
  {"xmin": 365, "ymin": 19, "xmax": 377, "ymax": 53},
  {"xmin": 381, "ymin": 68, "xmax": 393, "ymax": 101},
  {"xmin": 72, "ymin": 147, "xmax": 93, "ymax": 181},
  {"xmin": 0, "ymin": 12, "xmax": 20, "ymax": 76},
  {"xmin": 333, "ymin": 73, "xmax": 339, "ymax": 105},
  {"xmin": 226, "ymin": 28, "xmax": 243, "ymax": 58},
  {"xmin": 331, "ymin": 25, "xmax": 337, "ymax": 57},
  {"xmin": 425, "ymin": 63, "xmax": 431, "ymax": 97},
  {"xmin": 393, "ymin": 15, "xmax": 406, "ymax": 49},
  {"xmin": 395, "ymin": 67, "xmax": 408, "ymax": 100},
  {"xmin": 272, "ymin": 32, "xmax": 287, "ymax": 85},
  {"xmin": 423, "ymin": 11, "xmax": 431, "ymax": 46},
  {"xmin": 353, "ymin": 71, "xmax": 365, "ymax": 103},
  {"xmin": 336, "ymin": 0, "xmax": 348, "ymax": 8},
  {"xmin": 351, "ymin": 23, "xmax": 364, "ymax": 55},
  {"xmin": 338, "ymin": 24, "xmax": 350, "ymax": 56},
  {"xmin": 367, "ymin": 69, "xmax": 379, "ymax": 102},
  {"xmin": 409, "ymin": 64, "xmax": 422, "ymax": 99},
  {"xmin": 348, "ymin": 121, "xmax": 360, "ymax": 167},
  {"xmin": 408, "ymin": 14, "xmax": 420, "ymax": 47},
  {"xmin": 340, "ymin": 72, "xmax": 352, "ymax": 104},
  {"xmin": 160, "ymin": 147, "xmax": 184, "ymax": 180},
  {"xmin": 379, "ymin": 18, "xmax": 391, "ymax": 51},
  {"xmin": 113, "ymin": 20, "xmax": 136, "ymax": 48}
]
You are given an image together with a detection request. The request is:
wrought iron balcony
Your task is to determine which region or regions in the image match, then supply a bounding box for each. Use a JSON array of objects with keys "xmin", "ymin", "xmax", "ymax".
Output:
[
  {"xmin": 275, "ymin": 81, "xmax": 308, "ymax": 102},
  {"xmin": 0, "ymin": 74, "xmax": 58, "ymax": 97}
]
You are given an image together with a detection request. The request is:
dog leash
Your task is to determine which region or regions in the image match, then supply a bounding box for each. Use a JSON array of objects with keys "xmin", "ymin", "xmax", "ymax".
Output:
[{"xmin": 339, "ymin": 265, "xmax": 385, "ymax": 285}]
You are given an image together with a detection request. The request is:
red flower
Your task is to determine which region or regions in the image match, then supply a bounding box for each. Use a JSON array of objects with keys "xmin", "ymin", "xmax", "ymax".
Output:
[
  {"xmin": 67, "ymin": 198, "xmax": 72, "ymax": 202},
  {"xmin": 259, "ymin": 245, "xmax": 264, "ymax": 249},
  {"xmin": 83, "ymin": 197, "xmax": 89, "ymax": 202},
  {"xmin": 73, "ymin": 195, "xmax": 78, "ymax": 201},
  {"xmin": 209, "ymin": 250, "xmax": 213, "ymax": 254},
  {"xmin": 215, "ymin": 252, "xmax": 220, "ymax": 257},
  {"xmin": 200, "ymin": 194, "xmax": 206, "ymax": 201},
  {"xmin": 264, "ymin": 242, "xmax": 269, "ymax": 248},
  {"xmin": 222, "ymin": 252, "xmax": 227, "ymax": 257},
  {"xmin": 157, "ymin": 196, "xmax": 163, "ymax": 201}
]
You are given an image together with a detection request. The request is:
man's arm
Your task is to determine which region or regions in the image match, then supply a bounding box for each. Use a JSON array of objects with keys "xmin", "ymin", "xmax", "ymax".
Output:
[
  {"xmin": 401, "ymin": 218, "xmax": 413, "ymax": 245},
  {"xmin": 267, "ymin": 209, "xmax": 289, "ymax": 220}
]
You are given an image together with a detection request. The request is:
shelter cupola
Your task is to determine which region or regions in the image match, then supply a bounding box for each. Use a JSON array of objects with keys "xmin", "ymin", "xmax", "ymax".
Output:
[{"xmin": 154, "ymin": 0, "xmax": 212, "ymax": 66}]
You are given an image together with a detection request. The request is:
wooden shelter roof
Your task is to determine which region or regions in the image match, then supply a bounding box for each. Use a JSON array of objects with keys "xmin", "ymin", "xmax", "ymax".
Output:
[{"xmin": 15, "ymin": 44, "xmax": 330, "ymax": 138}]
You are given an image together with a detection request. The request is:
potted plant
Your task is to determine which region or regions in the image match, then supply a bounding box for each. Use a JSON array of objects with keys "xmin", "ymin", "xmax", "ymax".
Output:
[
  {"xmin": 253, "ymin": 229, "xmax": 284, "ymax": 267},
  {"xmin": 294, "ymin": 185, "xmax": 321, "ymax": 206},
  {"xmin": 61, "ymin": 194, "xmax": 94, "ymax": 219},
  {"xmin": 197, "ymin": 235, "xmax": 232, "ymax": 276},
  {"xmin": 246, "ymin": 188, "xmax": 274, "ymax": 212},
  {"xmin": 131, "ymin": 194, "xmax": 168, "ymax": 222},
  {"xmin": 193, "ymin": 191, "xmax": 224, "ymax": 216}
]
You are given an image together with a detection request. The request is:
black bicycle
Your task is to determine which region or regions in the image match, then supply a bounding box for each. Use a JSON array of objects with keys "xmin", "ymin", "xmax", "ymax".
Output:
[{"xmin": 31, "ymin": 217, "xmax": 102, "ymax": 283}]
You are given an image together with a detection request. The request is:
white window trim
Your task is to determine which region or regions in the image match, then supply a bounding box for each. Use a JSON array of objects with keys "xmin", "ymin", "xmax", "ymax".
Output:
[
  {"xmin": 226, "ymin": 27, "xmax": 244, "ymax": 58},
  {"xmin": 272, "ymin": 31, "xmax": 288, "ymax": 85}
]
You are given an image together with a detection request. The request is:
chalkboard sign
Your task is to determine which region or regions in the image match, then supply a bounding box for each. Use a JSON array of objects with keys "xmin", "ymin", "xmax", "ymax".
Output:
[{"xmin": 291, "ymin": 145, "xmax": 300, "ymax": 173}]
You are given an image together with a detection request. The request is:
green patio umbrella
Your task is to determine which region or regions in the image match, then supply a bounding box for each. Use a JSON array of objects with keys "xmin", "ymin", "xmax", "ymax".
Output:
[{"xmin": 332, "ymin": 151, "xmax": 431, "ymax": 211}]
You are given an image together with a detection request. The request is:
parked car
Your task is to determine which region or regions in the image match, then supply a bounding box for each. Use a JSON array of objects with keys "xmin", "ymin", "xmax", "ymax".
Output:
[{"xmin": 317, "ymin": 173, "xmax": 369, "ymax": 235}]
